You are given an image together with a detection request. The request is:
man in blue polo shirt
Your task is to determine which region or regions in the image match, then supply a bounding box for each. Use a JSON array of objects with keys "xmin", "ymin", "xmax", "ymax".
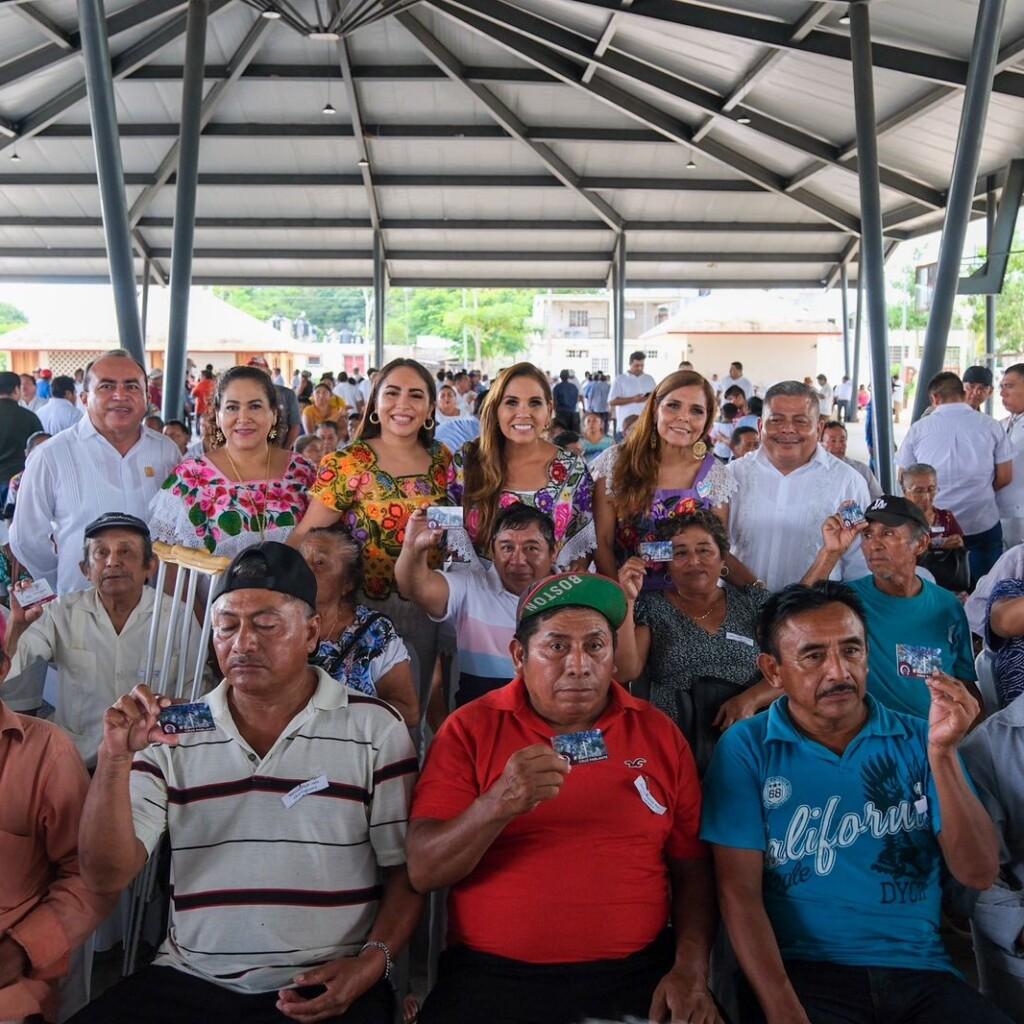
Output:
[
  {"xmin": 801, "ymin": 495, "xmax": 976, "ymax": 717},
  {"xmin": 702, "ymin": 581, "xmax": 1006, "ymax": 1024}
]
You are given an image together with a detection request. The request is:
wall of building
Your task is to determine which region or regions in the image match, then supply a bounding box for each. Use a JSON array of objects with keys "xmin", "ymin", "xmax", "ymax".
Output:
[{"xmin": 678, "ymin": 332, "xmax": 843, "ymax": 393}]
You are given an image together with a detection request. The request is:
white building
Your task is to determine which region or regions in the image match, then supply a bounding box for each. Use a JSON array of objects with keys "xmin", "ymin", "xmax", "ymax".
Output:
[{"xmin": 528, "ymin": 290, "xmax": 697, "ymax": 381}]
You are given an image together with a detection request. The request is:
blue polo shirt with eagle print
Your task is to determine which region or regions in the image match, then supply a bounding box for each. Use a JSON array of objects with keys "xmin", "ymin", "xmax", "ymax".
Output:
[{"xmin": 701, "ymin": 695, "xmax": 958, "ymax": 972}]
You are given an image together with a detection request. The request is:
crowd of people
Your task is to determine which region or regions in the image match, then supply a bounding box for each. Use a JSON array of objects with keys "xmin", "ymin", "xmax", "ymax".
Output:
[{"xmin": 2, "ymin": 348, "xmax": 1024, "ymax": 1024}]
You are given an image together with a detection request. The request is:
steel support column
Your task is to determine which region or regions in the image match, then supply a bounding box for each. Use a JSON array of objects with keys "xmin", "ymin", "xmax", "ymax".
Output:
[
  {"xmin": 985, "ymin": 179, "xmax": 997, "ymax": 415},
  {"xmin": 848, "ymin": 270, "xmax": 864, "ymax": 425},
  {"xmin": 373, "ymin": 230, "xmax": 385, "ymax": 367},
  {"xmin": 77, "ymin": 0, "xmax": 145, "ymax": 366},
  {"xmin": 141, "ymin": 260, "xmax": 151, "ymax": 340},
  {"xmin": 840, "ymin": 263, "xmax": 851, "ymax": 379},
  {"xmin": 912, "ymin": 0, "xmax": 1006, "ymax": 421},
  {"xmin": 849, "ymin": 3, "xmax": 894, "ymax": 493},
  {"xmin": 163, "ymin": 0, "xmax": 208, "ymax": 422},
  {"xmin": 612, "ymin": 231, "xmax": 626, "ymax": 375}
]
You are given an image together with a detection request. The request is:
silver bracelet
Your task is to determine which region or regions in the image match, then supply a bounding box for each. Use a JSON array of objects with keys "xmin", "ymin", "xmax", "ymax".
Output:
[{"xmin": 359, "ymin": 940, "xmax": 393, "ymax": 981}]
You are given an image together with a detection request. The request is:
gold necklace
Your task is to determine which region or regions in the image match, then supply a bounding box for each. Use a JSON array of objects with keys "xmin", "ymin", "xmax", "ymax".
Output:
[
  {"xmin": 672, "ymin": 588, "xmax": 722, "ymax": 622},
  {"xmin": 223, "ymin": 443, "xmax": 273, "ymax": 542}
]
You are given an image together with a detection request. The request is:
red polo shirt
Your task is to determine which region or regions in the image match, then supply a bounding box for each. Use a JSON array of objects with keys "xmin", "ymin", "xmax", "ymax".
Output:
[{"xmin": 411, "ymin": 677, "xmax": 705, "ymax": 963}]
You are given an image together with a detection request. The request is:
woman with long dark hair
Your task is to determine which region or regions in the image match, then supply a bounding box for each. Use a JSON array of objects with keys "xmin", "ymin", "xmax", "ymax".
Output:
[
  {"xmin": 446, "ymin": 362, "xmax": 594, "ymax": 570},
  {"xmin": 150, "ymin": 365, "xmax": 315, "ymax": 558},
  {"xmin": 593, "ymin": 369, "xmax": 738, "ymax": 590},
  {"xmin": 289, "ymin": 358, "xmax": 452, "ymax": 720}
]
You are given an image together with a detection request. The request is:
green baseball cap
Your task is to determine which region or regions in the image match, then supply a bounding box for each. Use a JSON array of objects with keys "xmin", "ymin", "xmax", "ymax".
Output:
[{"xmin": 517, "ymin": 572, "xmax": 628, "ymax": 630}]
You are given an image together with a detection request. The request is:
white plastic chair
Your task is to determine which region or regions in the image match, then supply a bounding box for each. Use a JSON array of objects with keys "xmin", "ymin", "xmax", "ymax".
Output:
[{"xmin": 122, "ymin": 542, "xmax": 230, "ymax": 976}]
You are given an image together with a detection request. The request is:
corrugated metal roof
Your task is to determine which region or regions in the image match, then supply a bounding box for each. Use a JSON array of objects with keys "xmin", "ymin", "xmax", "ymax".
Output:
[{"xmin": 0, "ymin": 0, "xmax": 1020, "ymax": 287}]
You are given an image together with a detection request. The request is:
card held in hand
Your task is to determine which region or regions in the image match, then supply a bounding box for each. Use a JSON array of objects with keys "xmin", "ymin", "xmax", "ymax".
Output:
[
  {"xmin": 158, "ymin": 701, "xmax": 216, "ymax": 735},
  {"xmin": 552, "ymin": 729, "xmax": 608, "ymax": 765},
  {"xmin": 896, "ymin": 643, "xmax": 942, "ymax": 679}
]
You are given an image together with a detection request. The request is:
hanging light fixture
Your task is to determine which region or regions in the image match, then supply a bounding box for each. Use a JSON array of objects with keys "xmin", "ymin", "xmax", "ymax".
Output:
[
  {"xmin": 838, "ymin": 7, "xmax": 851, "ymax": 24},
  {"xmin": 736, "ymin": 115, "xmax": 752, "ymax": 125},
  {"xmin": 686, "ymin": 154, "xmax": 697, "ymax": 170},
  {"xmin": 322, "ymin": 40, "xmax": 335, "ymax": 115},
  {"xmin": 10, "ymin": 149, "xmax": 20, "ymax": 162},
  {"xmin": 261, "ymin": 5, "xmax": 282, "ymax": 18}
]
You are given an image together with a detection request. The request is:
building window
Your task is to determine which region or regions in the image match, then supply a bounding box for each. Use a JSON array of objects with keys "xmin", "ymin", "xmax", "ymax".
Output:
[
  {"xmin": 655, "ymin": 305, "xmax": 669, "ymax": 324},
  {"xmin": 568, "ymin": 310, "xmax": 589, "ymax": 328},
  {"xmin": 592, "ymin": 357, "xmax": 610, "ymax": 372},
  {"xmin": 646, "ymin": 350, "xmax": 659, "ymax": 360}
]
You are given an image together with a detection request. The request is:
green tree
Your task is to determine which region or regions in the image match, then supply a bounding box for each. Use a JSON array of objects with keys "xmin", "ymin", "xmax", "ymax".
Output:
[
  {"xmin": 442, "ymin": 290, "xmax": 533, "ymax": 362},
  {"xmin": 213, "ymin": 287, "xmax": 367, "ymax": 334},
  {"xmin": 0, "ymin": 301, "xmax": 26, "ymax": 336},
  {"xmin": 967, "ymin": 232, "xmax": 1024, "ymax": 353}
]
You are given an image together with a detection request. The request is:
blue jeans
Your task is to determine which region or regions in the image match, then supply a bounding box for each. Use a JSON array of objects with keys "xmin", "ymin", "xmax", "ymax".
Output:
[
  {"xmin": 966, "ymin": 521, "xmax": 1004, "ymax": 585},
  {"xmin": 740, "ymin": 960, "xmax": 1010, "ymax": 1024}
]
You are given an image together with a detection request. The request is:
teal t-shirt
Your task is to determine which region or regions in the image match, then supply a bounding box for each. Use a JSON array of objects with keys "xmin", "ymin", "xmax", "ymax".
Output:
[
  {"xmin": 701, "ymin": 696, "xmax": 953, "ymax": 973},
  {"xmin": 846, "ymin": 575, "xmax": 976, "ymax": 718}
]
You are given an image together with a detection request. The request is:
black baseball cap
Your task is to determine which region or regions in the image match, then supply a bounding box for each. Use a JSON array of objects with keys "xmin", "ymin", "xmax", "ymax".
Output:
[
  {"xmin": 864, "ymin": 495, "xmax": 928, "ymax": 531},
  {"xmin": 83, "ymin": 512, "xmax": 151, "ymax": 541},
  {"xmin": 963, "ymin": 365, "xmax": 993, "ymax": 387},
  {"xmin": 216, "ymin": 541, "xmax": 317, "ymax": 610}
]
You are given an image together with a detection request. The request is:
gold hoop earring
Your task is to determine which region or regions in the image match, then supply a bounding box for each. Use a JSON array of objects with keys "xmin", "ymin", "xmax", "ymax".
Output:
[
  {"xmin": 213, "ymin": 427, "xmax": 226, "ymax": 447},
  {"xmin": 424, "ymin": 417, "xmax": 434, "ymax": 430},
  {"xmin": 692, "ymin": 440, "xmax": 708, "ymax": 459},
  {"xmin": 369, "ymin": 411, "xmax": 380, "ymax": 425}
]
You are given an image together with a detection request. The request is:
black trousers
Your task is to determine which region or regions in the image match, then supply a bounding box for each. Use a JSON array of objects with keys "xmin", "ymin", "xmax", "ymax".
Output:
[
  {"xmin": 67, "ymin": 965, "xmax": 394, "ymax": 1024},
  {"xmin": 739, "ymin": 960, "xmax": 1011, "ymax": 1024},
  {"xmin": 419, "ymin": 932, "xmax": 676, "ymax": 1024}
]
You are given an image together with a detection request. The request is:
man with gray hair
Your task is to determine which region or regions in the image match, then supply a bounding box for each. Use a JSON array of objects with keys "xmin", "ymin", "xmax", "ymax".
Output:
[
  {"xmin": 10, "ymin": 350, "xmax": 180, "ymax": 594},
  {"xmin": 726, "ymin": 380, "xmax": 870, "ymax": 591},
  {"xmin": 802, "ymin": 495, "xmax": 977, "ymax": 718}
]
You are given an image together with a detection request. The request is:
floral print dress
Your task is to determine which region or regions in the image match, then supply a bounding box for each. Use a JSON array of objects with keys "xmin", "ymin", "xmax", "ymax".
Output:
[
  {"xmin": 149, "ymin": 452, "xmax": 316, "ymax": 557},
  {"xmin": 591, "ymin": 445, "xmax": 735, "ymax": 590},
  {"xmin": 310, "ymin": 440, "xmax": 452, "ymax": 601},
  {"xmin": 447, "ymin": 444, "xmax": 596, "ymax": 570}
]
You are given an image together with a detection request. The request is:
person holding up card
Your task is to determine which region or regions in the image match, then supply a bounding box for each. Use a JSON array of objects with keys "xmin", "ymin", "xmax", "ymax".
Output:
[
  {"xmin": 801, "ymin": 495, "xmax": 979, "ymax": 719},
  {"xmin": 408, "ymin": 572, "xmax": 721, "ymax": 1024},
  {"xmin": 289, "ymin": 359, "xmax": 452, "ymax": 721},
  {"xmin": 4, "ymin": 512, "xmax": 202, "ymax": 766},
  {"xmin": 614, "ymin": 508, "xmax": 778, "ymax": 775},
  {"xmin": 592, "ymin": 370, "xmax": 745, "ymax": 593},
  {"xmin": 702, "ymin": 581, "xmax": 1009, "ymax": 1024},
  {"xmin": 396, "ymin": 504, "xmax": 558, "ymax": 711},
  {"xmin": 71, "ymin": 542, "xmax": 421, "ymax": 1024}
]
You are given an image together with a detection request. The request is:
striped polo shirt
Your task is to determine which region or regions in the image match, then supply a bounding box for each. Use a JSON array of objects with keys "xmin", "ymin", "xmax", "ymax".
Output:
[{"xmin": 129, "ymin": 667, "xmax": 417, "ymax": 994}]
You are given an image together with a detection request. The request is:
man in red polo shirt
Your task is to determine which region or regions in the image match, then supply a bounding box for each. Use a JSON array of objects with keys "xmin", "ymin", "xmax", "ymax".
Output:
[{"xmin": 408, "ymin": 573, "xmax": 720, "ymax": 1024}]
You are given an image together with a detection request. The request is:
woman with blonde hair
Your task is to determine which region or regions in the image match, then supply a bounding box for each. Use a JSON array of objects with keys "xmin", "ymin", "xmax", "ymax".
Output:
[
  {"xmin": 593, "ymin": 369, "xmax": 741, "ymax": 590},
  {"xmin": 446, "ymin": 362, "xmax": 595, "ymax": 570}
]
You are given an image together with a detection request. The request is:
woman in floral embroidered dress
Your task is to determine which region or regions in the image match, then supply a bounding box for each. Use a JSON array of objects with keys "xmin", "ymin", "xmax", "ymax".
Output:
[
  {"xmin": 288, "ymin": 358, "xmax": 452, "ymax": 724},
  {"xmin": 149, "ymin": 366, "xmax": 315, "ymax": 560},
  {"xmin": 299, "ymin": 527, "xmax": 418, "ymax": 727},
  {"xmin": 592, "ymin": 370, "xmax": 750, "ymax": 591},
  {"xmin": 446, "ymin": 362, "xmax": 595, "ymax": 571}
]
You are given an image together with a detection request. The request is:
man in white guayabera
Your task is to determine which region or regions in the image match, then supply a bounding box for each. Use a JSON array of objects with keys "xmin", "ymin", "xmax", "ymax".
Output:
[{"xmin": 700, "ymin": 581, "xmax": 1010, "ymax": 1024}]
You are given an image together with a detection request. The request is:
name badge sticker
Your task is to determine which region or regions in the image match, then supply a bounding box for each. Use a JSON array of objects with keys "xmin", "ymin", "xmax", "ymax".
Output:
[
  {"xmin": 914, "ymin": 796, "xmax": 929, "ymax": 816},
  {"xmin": 634, "ymin": 775, "xmax": 667, "ymax": 815},
  {"xmin": 282, "ymin": 774, "xmax": 328, "ymax": 809},
  {"xmin": 725, "ymin": 631, "xmax": 755, "ymax": 647}
]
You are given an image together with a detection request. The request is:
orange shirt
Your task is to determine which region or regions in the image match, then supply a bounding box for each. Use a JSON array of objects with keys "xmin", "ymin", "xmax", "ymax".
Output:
[
  {"xmin": 0, "ymin": 703, "xmax": 114, "ymax": 1022},
  {"xmin": 191, "ymin": 377, "xmax": 215, "ymax": 418}
]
